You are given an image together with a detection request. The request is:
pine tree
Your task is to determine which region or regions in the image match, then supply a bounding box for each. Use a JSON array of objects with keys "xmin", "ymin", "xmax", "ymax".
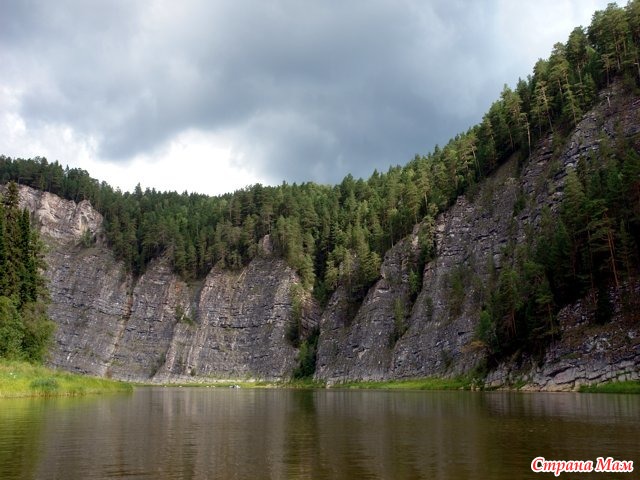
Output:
[
  {"xmin": 532, "ymin": 78, "xmax": 554, "ymax": 134},
  {"xmin": 0, "ymin": 203, "xmax": 7, "ymax": 295},
  {"xmin": 2, "ymin": 182, "xmax": 22, "ymax": 300},
  {"xmin": 0, "ymin": 182, "xmax": 54, "ymax": 362},
  {"xmin": 618, "ymin": 220, "xmax": 636, "ymax": 279},
  {"xmin": 566, "ymin": 27, "xmax": 590, "ymax": 79},
  {"xmin": 587, "ymin": 200, "xmax": 620, "ymax": 287}
]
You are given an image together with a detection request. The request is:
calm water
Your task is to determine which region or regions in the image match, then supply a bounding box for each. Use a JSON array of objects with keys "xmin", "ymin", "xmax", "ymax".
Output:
[{"xmin": 0, "ymin": 388, "xmax": 638, "ymax": 479}]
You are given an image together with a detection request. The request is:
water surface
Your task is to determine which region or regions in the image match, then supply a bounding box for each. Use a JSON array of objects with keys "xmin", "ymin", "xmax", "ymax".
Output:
[{"xmin": 1, "ymin": 388, "xmax": 638, "ymax": 479}]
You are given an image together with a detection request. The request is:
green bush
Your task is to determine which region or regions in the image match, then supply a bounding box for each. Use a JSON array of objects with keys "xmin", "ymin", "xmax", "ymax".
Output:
[
  {"xmin": 293, "ymin": 328, "xmax": 319, "ymax": 379},
  {"xmin": 0, "ymin": 297, "xmax": 25, "ymax": 360},
  {"xmin": 0, "ymin": 297, "xmax": 54, "ymax": 363},
  {"xmin": 20, "ymin": 302, "xmax": 55, "ymax": 363},
  {"xmin": 389, "ymin": 298, "xmax": 408, "ymax": 346}
]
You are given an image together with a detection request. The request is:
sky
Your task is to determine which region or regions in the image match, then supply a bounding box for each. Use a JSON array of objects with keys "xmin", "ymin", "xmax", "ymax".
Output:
[{"xmin": 1, "ymin": 0, "xmax": 613, "ymax": 196}]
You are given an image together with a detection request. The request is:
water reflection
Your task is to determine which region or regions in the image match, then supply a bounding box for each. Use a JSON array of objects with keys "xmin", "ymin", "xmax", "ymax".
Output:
[{"xmin": 0, "ymin": 389, "xmax": 638, "ymax": 479}]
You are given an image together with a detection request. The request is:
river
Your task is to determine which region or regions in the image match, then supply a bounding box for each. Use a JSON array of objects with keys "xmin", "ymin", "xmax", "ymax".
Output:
[{"xmin": 0, "ymin": 388, "xmax": 638, "ymax": 479}]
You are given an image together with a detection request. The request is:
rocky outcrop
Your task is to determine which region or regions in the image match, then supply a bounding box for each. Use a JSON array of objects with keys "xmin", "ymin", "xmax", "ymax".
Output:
[
  {"xmin": 15, "ymin": 186, "xmax": 309, "ymax": 382},
  {"xmin": 316, "ymin": 152, "xmax": 523, "ymax": 383},
  {"xmin": 154, "ymin": 256, "xmax": 301, "ymax": 382},
  {"xmin": 390, "ymin": 161, "xmax": 519, "ymax": 380},
  {"xmin": 316, "ymin": 234, "xmax": 419, "ymax": 382},
  {"xmin": 16, "ymin": 188, "xmax": 103, "ymax": 244},
  {"xmin": 316, "ymin": 81, "xmax": 640, "ymax": 384},
  {"xmin": 486, "ymin": 282, "xmax": 640, "ymax": 391}
]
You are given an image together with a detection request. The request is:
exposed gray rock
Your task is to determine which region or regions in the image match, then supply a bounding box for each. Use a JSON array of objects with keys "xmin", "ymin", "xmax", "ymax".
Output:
[
  {"xmin": 316, "ymin": 234, "xmax": 418, "ymax": 383},
  {"xmin": 45, "ymin": 244, "xmax": 131, "ymax": 377},
  {"xmin": 15, "ymin": 186, "xmax": 310, "ymax": 382},
  {"xmin": 486, "ymin": 282, "xmax": 640, "ymax": 391},
  {"xmin": 154, "ymin": 256, "xmax": 302, "ymax": 382},
  {"xmin": 15, "ymin": 187, "xmax": 103, "ymax": 244},
  {"xmin": 6, "ymin": 185, "xmax": 129, "ymax": 377},
  {"xmin": 317, "ymin": 80, "xmax": 640, "ymax": 384},
  {"xmin": 390, "ymin": 161, "xmax": 519, "ymax": 380}
]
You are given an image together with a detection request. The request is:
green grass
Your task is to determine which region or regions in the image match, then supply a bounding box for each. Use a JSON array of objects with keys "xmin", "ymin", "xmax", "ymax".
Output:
[
  {"xmin": 578, "ymin": 380, "xmax": 640, "ymax": 394},
  {"xmin": 333, "ymin": 376, "xmax": 473, "ymax": 391},
  {"xmin": 148, "ymin": 380, "xmax": 274, "ymax": 389},
  {"xmin": 137, "ymin": 378, "xmax": 327, "ymax": 389},
  {"xmin": 0, "ymin": 360, "xmax": 133, "ymax": 398},
  {"xmin": 283, "ymin": 378, "xmax": 327, "ymax": 389},
  {"xmin": 134, "ymin": 378, "xmax": 276, "ymax": 389}
]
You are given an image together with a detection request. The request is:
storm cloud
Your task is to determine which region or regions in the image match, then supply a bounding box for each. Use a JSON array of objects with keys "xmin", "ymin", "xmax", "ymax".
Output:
[{"xmin": 0, "ymin": 0, "xmax": 611, "ymax": 193}]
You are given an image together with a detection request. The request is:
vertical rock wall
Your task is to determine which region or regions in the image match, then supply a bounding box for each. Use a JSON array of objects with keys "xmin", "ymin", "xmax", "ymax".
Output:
[
  {"xmin": 316, "ymin": 81, "xmax": 640, "ymax": 384},
  {"xmin": 15, "ymin": 187, "xmax": 307, "ymax": 382}
]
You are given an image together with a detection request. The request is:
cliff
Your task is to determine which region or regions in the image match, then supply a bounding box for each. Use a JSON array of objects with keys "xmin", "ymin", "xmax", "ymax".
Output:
[
  {"xmin": 12, "ymin": 188, "xmax": 310, "ymax": 382},
  {"xmin": 316, "ymin": 81, "xmax": 640, "ymax": 388},
  {"xmin": 10, "ymin": 82, "xmax": 640, "ymax": 389}
]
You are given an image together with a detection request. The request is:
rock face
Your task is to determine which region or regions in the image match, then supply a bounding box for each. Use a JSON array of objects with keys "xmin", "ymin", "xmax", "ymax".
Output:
[
  {"xmin": 316, "ymin": 81, "xmax": 640, "ymax": 386},
  {"xmin": 316, "ymin": 154, "xmax": 520, "ymax": 383},
  {"xmin": 316, "ymin": 235, "xmax": 419, "ymax": 382},
  {"xmin": 9, "ymin": 81, "xmax": 640, "ymax": 387},
  {"xmin": 15, "ymin": 187, "xmax": 307, "ymax": 382},
  {"xmin": 486, "ymin": 282, "xmax": 640, "ymax": 391},
  {"xmin": 155, "ymin": 257, "xmax": 301, "ymax": 382}
]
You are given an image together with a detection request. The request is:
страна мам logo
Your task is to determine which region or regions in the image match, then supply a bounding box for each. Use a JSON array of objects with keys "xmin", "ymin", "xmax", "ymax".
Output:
[{"xmin": 531, "ymin": 457, "xmax": 634, "ymax": 476}]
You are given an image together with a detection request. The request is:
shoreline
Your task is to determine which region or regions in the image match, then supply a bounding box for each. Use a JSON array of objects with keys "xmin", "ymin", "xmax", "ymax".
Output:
[
  {"xmin": 135, "ymin": 376, "xmax": 640, "ymax": 393},
  {"xmin": 2, "ymin": 361, "xmax": 638, "ymax": 397},
  {"xmin": 0, "ymin": 361, "xmax": 133, "ymax": 398}
]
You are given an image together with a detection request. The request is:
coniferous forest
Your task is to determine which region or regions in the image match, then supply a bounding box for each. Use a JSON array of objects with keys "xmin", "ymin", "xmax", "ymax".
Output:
[
  {"xmin": 0, "ymin": 182, "xmax": 54, "ymax": 362},
  {"xmin": 1, "ymin": 2, "xmax": 639, "ymax": 365}
]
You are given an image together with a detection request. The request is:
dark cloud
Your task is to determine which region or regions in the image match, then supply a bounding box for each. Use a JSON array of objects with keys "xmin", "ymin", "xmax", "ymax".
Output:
[{"xmin": 0, "ymin": 0, "xmax": 609, "ymax": 188}]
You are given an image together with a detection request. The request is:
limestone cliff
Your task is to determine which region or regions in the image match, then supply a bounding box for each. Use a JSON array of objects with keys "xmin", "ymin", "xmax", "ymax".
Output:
[
  {"xmin": 9, "ymin": 82, "xmax": 640, "ymax": 388},
  {"xmin": 485, "ymin": 281, "xmax": 640, "ymax": 391},
  {"xmin": 14, "ymin": 188, "xmax": 309, "ymax": 382},
  {"xmin": 316, "ymin": 81, "xmax": 640, "ymax": 387}
]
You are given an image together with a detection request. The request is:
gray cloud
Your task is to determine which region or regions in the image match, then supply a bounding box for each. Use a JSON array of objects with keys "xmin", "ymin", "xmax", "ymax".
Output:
[{"xmin": 0, "ymin": 0, "xmax": 610, "ymax": 188}]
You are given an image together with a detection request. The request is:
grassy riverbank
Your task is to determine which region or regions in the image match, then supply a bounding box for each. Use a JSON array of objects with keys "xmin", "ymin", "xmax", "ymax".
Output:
[
  {"xmin": 5, "ymin": 364, "xmax": 633, "ymax": 395},
  {"xmin": 143, "ymin": 377, "xmax": 469, "ymax": 390},
  {"xmin": 0, "ymin": 361, "xmax": 133, "ymax": 398},
  {"xmin": 333, "ymin": 376, "xmax": 473, "ymax": 390},
  {"xmin": 578, "ymin": 380, "xmax": 640, "ymax": 394},
  {"xmin": 136, "ymin": 378, "xmax": 327, "ymax": 389}
]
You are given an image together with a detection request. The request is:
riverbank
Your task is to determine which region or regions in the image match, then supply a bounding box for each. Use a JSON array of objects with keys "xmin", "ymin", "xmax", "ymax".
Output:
[
  {"xmin": 578, "ymin": 381, "xmax": 640, "ymax": 394},
  {"xmin": 330, "ymin": 377, "xmax": 474, "ymax": 390},
  {"xmin": 0, "ymin": 361, "xmax": 133, "ymax": 398},
  {"xmin": 141, "ymin": 376, "xmax": 471, "ymax": 390},
  {"xmin": 289, "ymin": 376, "xmax": 640, "ymax": 392},
  {"xmin": 137, "ymin": 376, "xmax": 640, "ymax": 392},
  {"xmin": 4, "ymin": 362, "xmax": 637, "ymax": 395},
  {"xmin": 134, "ymin": 378, "xmax": 327, "ymax": 389}
]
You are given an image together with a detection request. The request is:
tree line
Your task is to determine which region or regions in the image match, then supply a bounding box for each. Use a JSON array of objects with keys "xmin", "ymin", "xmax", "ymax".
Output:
[
  {"xmin": 1, "ymin": 2, "xmax": 639, "ymax": 362},
  {"xmin": 0, "ymin": 182, "xmax": 54, "ymax": 362}
]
